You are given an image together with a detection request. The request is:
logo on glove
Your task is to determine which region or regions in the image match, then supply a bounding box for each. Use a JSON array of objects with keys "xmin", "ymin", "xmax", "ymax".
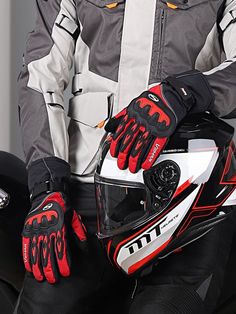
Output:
[
  {"xmin": 148, "ymin": 93, "xmax": 160, "ymax": 103},
  {"xmin": 148, "ymin": 143, "xmax": 161, "ymax": 163},
  {"xmin": 42, "ymin": 203, "xmax": 53, "ymax": 211}
]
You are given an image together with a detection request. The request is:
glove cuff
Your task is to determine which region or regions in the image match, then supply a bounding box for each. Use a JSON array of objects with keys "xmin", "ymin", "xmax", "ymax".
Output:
[
  {"xmin": 28, "ymin": 157, "xmax": 71, "ymax": 201},
  {"xmin": 163, "ymin": 76, "xmax": 195, "ymax": 112},
  {"xmin": 174, "ymin": 70, "xmax": 215, "ymax": 113}
]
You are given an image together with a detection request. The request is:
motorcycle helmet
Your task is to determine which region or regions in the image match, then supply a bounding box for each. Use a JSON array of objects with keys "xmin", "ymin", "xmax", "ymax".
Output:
[{"xmin": 95, "ymin": 113, "xmax": 236, "ymax": 276}]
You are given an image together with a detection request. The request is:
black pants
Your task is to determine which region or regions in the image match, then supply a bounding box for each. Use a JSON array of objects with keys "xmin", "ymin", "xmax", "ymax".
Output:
[{"xmin": 14, "ymin": 182, "xmax": 236, "ymax": 314}]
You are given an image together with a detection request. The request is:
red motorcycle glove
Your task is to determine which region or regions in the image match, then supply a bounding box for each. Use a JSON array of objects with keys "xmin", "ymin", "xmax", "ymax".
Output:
[
  {"xmin": 105, "ymin": 70, "xmax": 214, "ymax": 173},
  {"xmin": 22, "ymin": 192, "xmax": 87, "ymax": 284}
]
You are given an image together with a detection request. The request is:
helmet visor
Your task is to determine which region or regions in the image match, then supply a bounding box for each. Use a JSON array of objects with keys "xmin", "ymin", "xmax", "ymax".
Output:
[{"xmin": 95, "ymin": 174, "xmax": 148, "ymax": 238}]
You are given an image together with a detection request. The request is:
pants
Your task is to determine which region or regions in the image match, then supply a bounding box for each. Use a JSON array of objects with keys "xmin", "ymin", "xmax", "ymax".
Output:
[{"xmin": 14, "ymin": 182, "xmax": 236, "ymax": 314}]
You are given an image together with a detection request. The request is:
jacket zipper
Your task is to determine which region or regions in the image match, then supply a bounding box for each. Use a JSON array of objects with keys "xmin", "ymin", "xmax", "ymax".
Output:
[{"xmin": 156, "ymin": 9, "xmax": 166, "ymax": 79}]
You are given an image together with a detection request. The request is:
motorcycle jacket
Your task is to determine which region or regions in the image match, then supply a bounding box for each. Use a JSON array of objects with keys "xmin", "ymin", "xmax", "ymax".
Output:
[{"xmin": 18, "ymin": 0, "xmax": 236, "ymax": 183}]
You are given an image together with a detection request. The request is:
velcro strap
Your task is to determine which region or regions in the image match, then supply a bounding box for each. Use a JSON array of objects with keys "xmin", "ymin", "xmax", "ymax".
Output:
[
  {"xmin": 56, "ymin": 15, "xmax": 79, "ymax": 40},
  {"xmin": 164, "ymin": 76, "xmax": 194, "ymax": 111},
  {"xmin": 30, "ymin": 180, "xmax": 68, "ymax": 201},
  {"xmin": 219, "ymin": 10, "xmax": 236, "ymax": 31}
]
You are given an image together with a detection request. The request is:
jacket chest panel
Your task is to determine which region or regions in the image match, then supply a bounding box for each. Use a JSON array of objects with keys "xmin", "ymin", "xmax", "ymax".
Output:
[
  {"xmin": 75, "ymin": 0, "xmax": 223, "ymax": 83},
  {"xmin": 76, "ymin": 0, "xmax": 125, "ymax": 82},
  {"xmin": 150, "ymin": 0, "xmax": 224, "ymax": 82}
]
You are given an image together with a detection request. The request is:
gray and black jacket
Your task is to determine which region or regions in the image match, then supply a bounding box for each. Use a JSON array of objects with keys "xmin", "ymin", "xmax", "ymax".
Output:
[{"xmin": 18, "ymin": 0, "xmax": 236, "ymax": 188}]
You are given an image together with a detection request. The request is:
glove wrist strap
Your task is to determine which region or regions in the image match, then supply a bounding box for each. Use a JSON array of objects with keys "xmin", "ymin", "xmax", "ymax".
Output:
[
  {"xmin": 30, "ymin": 179, "xmax": 69, "ymax": 201},
  {"xmin": 163, "ymin": 76, "xmax": 195, "ymax": 111}
]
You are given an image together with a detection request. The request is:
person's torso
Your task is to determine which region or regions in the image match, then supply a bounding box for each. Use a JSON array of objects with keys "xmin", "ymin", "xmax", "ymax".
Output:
[{"xmin": 68, "ymin": 0, "xmax": 224, "ymax": 182}]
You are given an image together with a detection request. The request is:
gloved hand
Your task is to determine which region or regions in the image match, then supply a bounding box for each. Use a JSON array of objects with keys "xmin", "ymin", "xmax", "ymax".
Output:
[
  {"xmin": 105, "ymin": 70, "xmax": 214, "ymax": 173},
  {"xmin": 22, "ymin": 191, "xmax": 87, "ymax": 284}
]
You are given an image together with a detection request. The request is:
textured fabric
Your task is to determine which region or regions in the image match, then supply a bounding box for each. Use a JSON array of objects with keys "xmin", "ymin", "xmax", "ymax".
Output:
[
  {"xmin": 13, "ymin": 183, "xmax": 236, "ymax": 314},
  {"xmin": 14, "ymin": 183, "xmax": 133, "ymax": 314},
  {"xmin": 22, "ymin": 192, "xmax": 86, "ymax": 284},
  {"xmin": 18, "ymin": 0, "xmax": 78, "ymax": 166},
  {"xmin": 129, "ymin": 208, "xmax": 236, "ymax": 314},
  {"xmin": 18, "ymin": 0, "xmax": 236, "ymax": 183},
  {"xmin": 105, "ymin": 70, "xmax": 214, "ymax": 173},
  {"xmin": 129, "ymin": 286, "xmax": 207, "ymax": 314},
  {"xmin": 27, "ymin": 156, "xmax": 71, "ymax": 193},
  {"xmin": 0, "ymin": 281, "xmax": 19, "ymax": 314}
]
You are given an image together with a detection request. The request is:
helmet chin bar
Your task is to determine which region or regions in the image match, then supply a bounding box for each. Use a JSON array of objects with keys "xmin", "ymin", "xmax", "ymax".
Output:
[{"xmin": 95, "ymin": 113, "xmax": 236, "ymax": 276}]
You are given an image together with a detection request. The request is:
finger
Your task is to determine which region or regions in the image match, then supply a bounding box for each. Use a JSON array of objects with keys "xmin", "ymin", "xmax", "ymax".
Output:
[
  {"xmin": 128, "ymin": 131, "xmax": 151, "ymax": 173},
  {"xmin": 110, "ymin": 116, "xmax": 134, "ymax": 157},
  {"xmin": 22, "ymin": 237, "xmax": 32, "ymax": 272},
  {"xmin": 105, "ymin": 108, "xmax": 127, "ymax": 133},
  {"xmin": 117, "ymin": 122, "xmax": 141, "ymax": 169},
  {"xmin": 31, "ymin": 235, "xmax": 44, "ymax": 282},
  {"xmin": 54, "ymin": 227, "xmax": 70, "ymax": 278},
  {"xmin": 71, "ymin": 210, "xmax": 87, "ymax": 242},
  {"xmin": 141, "ymin": 137, "xmax": 168, "ymax": 170},
  {"xmin": 42, "ymin": 235, "xmax": 57, "ymax": 284}
]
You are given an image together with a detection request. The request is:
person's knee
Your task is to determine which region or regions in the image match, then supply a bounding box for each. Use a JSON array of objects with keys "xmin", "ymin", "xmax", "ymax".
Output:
[{"xmin": 129, "ymin": 285, "xmax": 207, "ymax": 314}]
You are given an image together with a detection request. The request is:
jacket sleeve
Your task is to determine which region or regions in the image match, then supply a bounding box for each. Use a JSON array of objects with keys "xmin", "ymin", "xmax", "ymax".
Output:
[
  {"xmin": 204, "ymin": 0, "xmax": 236, "ymax": 118},
  {"xmin": 18, "ymin": 0, "xmax": 79, "ymax": 167}
]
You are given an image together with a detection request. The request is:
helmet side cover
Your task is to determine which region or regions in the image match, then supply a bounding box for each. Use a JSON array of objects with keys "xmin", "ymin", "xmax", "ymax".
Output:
[{"xmin": 95, "ymin": 113, "xmax": 236, "ymax": 276}]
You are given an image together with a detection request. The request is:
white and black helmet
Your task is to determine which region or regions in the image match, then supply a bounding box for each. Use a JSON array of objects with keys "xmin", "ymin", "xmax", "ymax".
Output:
[{"xmin": 95, "ymin": 113, "xmax": 236, "ymax": 276}]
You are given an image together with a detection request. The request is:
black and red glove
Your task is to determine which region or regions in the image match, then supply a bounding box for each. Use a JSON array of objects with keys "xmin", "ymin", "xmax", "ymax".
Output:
[
  {"xmin": 22, "ymin": 192, "xmax": 86, "ymax": 284},
  {"xmin": 22, "ymin": 157, "xmax": 87, "ymax": 284},
  {"xmin": 105, "ymin": 70, "xmax": 214, "ymax": 173}
]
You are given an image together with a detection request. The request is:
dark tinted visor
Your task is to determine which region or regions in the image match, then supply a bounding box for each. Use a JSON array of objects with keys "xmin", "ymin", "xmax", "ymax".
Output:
[{"xmin": 95, "ymin": 175, "xmax": 148, "ymax": 238}]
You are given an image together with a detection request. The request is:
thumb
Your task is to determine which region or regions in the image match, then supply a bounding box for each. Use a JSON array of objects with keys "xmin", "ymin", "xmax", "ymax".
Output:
[
  {"xmin": 71, "ymin": 210, "xmax": 87, "ymax": 242},
  {"xmin": 105, "ymin": 108, "xmax": 127, "ymax": 133}
]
